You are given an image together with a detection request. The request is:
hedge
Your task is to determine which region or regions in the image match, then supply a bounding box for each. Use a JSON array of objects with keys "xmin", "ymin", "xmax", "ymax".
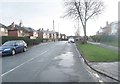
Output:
[
  {"xmin": 90, "ymin": 35, "xmax": 118, "ymax": 47},
  {"xmin": 90, "ymin": 35, "xmax": 118, "ymax": 42},
  {"xmin": 1, "ymin": 36, "xmax": 43, "ymax": 46}
]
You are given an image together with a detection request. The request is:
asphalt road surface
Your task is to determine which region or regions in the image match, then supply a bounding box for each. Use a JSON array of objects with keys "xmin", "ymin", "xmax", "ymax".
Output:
[{"xmin": 2, "ymin": 41, "xmax": 97, "ymax": 82}]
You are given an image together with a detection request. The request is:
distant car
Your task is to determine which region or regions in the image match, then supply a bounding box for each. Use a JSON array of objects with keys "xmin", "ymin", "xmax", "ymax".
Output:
[
  {"xmin": 0, "ymin": 40, "xmax": 27, "ymax": 56},
  {"xmin": 68, "ymin": 38, "xmax": 75, "ymax": 43}
]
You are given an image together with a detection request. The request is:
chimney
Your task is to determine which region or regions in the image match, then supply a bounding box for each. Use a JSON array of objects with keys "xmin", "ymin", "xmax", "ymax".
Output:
[
  {"xmin": 47, "ymin": 29, "xmax": 49, "ymax": 31},
  {"xmin": 19, "ymin": 21, "xmax": 22, "ymax": 27},
  {"xmin": 11, "ymin": 22, "xmax": 15, "ymax": 30},
  {"xmin": 38, "ymin": 28, "xmax": 41, "ymax": 31},
  {"xmin": 106, "ymin": 21, "xmax": 109, "ymax": 26}
]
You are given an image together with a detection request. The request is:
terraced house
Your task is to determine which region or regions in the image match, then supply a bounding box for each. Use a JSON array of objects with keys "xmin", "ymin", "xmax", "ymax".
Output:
[{"xmin": 37, "ymin": 28, "xmax": 59, "ymax": 41}]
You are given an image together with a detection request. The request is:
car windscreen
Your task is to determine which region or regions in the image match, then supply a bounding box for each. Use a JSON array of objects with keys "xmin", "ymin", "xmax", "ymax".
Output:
[{"xmin": 3, "ymin": 41, "xmax": 16, "ymax": 46}]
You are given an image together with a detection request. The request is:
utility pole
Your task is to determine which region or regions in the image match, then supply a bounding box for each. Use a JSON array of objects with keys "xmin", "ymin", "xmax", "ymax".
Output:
[
  {"xmin": 53, "ymin": 20, "xmax": 55, "ymax": 31},
  {"xmin": 19, "ymin": 20, "xmax": 22, "ymax": 27},
  {"xmin": 53, "ymin": 20, "xmax": 55, "ymax": 42},
  {"xmin": 58, "ymin": 23, "xmax": 59, "ymax": 41}
]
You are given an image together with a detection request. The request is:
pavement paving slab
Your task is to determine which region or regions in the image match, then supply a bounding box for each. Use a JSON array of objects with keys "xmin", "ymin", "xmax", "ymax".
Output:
[{"xmin": 88, "ymin": 62, "xmax": 119, "ymax": 80}]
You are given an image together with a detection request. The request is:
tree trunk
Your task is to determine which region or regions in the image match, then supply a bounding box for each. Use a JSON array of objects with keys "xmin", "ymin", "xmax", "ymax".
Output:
[{"xmin": 83, "ymin": 23, "xmax": 87, "ymax": 44}]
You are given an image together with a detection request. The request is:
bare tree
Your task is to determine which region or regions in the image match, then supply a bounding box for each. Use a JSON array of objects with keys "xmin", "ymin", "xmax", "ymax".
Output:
[{"xmin": 64, "ymin": 0, "xmax": 104, "ymax": 43}]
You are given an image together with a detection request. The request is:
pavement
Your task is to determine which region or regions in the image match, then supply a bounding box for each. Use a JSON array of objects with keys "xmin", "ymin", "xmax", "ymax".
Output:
[
  {"xmin": 88, "ymin": 62, "xmax": 119, "ymax": 81},
  {"xmin": 85, "ymin": 41, "xmax": 119, "ymax": 82}
]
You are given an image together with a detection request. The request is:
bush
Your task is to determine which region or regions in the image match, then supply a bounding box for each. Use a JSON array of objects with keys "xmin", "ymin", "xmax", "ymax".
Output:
[
  {"xmin": 33, "ymin": 38, "xmax": 43, "ymax": 45},
  {"xmin": 42, "ymin": 38, "xmax": 49, "ymax": 42}
]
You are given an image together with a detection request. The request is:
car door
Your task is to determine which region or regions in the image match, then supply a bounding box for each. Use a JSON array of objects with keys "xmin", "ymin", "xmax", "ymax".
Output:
[
  {"xmin": 19, "ymin": 41, "xmax": 24, "ymax": 52},
  {"xmin": 15, "ymin": 41, "xmax": 22, "ymax": 53}
]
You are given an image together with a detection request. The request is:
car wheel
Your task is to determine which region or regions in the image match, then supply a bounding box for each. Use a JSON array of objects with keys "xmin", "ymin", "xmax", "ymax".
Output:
[
  {"xmin": 23, "ymin": 47, "xmax": 27, "ymax": 52},
  {"xmin": 11, "ymin": 49, "xmax": 15, "ymax": 55}
]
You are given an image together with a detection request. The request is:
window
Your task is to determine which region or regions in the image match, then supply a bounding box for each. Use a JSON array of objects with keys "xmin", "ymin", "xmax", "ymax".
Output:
[
  {"xmin": 19, "ymin": 41, "xmax": 23, "ymax": 45},
  {"xmin": 1, "ymin": 28, "xmax": 4, "ymax": 32}
]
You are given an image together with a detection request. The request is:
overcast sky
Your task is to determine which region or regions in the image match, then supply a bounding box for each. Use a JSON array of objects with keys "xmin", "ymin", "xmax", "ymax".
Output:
[{"xmin": 0, "ymin": 0, "xmax": 119, "ymax": 36}]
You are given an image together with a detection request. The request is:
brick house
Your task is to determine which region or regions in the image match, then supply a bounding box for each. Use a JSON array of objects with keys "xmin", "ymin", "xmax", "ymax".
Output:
[
  {"xmin": 26, "ymin": 27, "xmax": 38, "ymax": 39},
  {"xmin": 60, "ymin": 34, "xmax": 67, "ymax": 40},
  {"xmin": 96, "ymin": 21, "xmax": 119, "ymax": 35},
  {"xmin": 101, "ymin": 21, "xmax": 111, "ymax": 35},
  {"xmin": 0, "ymin": 23, "xmax": 8, "ymax": 36},
  {"xmin": 38, "ymin": 29, "xmax": 43, "ymax": 38},
  {"xmin": 7, "ymin": 22, "xmax": 29, "ymax": 37},
  {"xmin": 96, "ymin": 21, "xmax": 111, "ymax": 35}
]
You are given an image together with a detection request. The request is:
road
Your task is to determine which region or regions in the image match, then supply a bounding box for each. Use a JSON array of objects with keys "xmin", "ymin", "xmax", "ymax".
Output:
[{"xmin": 2, "ymin": 41, "xmax": 97, "ymax": 82}]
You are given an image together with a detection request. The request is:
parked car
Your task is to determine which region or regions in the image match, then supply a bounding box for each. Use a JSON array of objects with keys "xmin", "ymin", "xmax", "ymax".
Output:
[
  {"xmin": 0, "ymin": 40, "xmax": 27, "ymax": 56},
  {"xmin": 68, "ymin": 38, "xmax": 75, "ymax": 43}
]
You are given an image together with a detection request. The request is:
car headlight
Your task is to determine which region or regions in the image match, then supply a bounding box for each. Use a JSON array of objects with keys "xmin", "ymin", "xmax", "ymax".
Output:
[{"xmin": 4, "ymin": 48, "xmax": 11, "ymax": 51}]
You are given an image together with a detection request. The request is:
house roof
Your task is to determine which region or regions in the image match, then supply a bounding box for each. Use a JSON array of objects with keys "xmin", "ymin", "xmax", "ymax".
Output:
[
  {"xmin": 25, "ymin": 27, "xmax": 37, "ymax": 32},
  {"xmin": 38, "ymin": 29, "xmax": 57, "ymax": 34},
  {"xmin": 0, "ymin": 23, "xmax": 38, "ymax": 33},
  {"xmin": 17, "ymin": 26, "xmax": 30, "ymax": 32},
  {"xmin": 7, "ymin": 24, "xmax": 32, "ymax": 32},
  {"xmin": 7, "ymin": 24, "xmax": 23, "ymax": 31},
  {"xmin": 0, "ymin": 23, "xmax": 7, "ymax": 28},
  {"xmin": 7, "ymin": 24, "xmax": 12, "ymax": 30}
]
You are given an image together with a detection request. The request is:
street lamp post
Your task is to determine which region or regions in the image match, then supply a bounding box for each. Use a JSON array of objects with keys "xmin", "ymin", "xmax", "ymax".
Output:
[{"xmin": 53, "ymin": 20, "xmax": 55, "ymax": 42}]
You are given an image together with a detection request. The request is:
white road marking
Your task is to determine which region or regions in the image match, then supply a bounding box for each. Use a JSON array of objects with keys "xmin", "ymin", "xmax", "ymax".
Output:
[
  {"xmin": 1, "ymin": 50, "xmax": 48, "ymax": 77},
  {"xmin": 94, "ymin": 73, "xmax": 100, "ymax": 78},
  {"xmin": 99, "ymin": 80, "xmax": 103, "ymax": 82}
]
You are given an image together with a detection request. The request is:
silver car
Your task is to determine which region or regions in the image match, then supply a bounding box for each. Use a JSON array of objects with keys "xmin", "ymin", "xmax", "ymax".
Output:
[{"xmin": 68, "ymin": 38, "xmax": 75, "ymax": 43}]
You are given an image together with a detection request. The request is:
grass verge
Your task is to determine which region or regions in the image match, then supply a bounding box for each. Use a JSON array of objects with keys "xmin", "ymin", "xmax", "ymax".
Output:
[{"xmin": 76, "ymin": 43, "xmax": 119, "ymax": 62}]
